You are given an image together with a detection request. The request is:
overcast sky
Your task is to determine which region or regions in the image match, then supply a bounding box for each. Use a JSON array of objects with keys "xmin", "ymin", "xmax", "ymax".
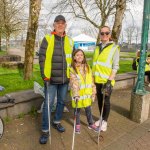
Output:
[{"xmin": 39, "ymin": 0, "xmax": 147, "ymax": 43}]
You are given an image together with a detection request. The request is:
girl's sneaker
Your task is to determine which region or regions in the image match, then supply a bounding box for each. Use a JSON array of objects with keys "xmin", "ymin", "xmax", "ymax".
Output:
[
  {"xmin": 94, "ymin": 120, "xmax": 100, "ymax": 127},
  {"xmin": 88, "ymin": 124, "xmax": 99, "ymax": 132},
  {"xmin": 75, "ymin": 125, "xmax": 80, "ymax": 134}
]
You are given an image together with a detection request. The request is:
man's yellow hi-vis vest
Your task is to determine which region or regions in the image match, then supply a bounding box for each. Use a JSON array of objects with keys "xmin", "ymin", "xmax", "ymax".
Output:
[
  {"xmin": 92, "ymin": 44, "xmax": 119, "ymax": 86},
  {"xmin": 44, "ymin": 34, "xmax": 73, "ymax": 78},
  {"xmin": 70, "ymin": 66, "xmax": 93, "ymax": 108}
]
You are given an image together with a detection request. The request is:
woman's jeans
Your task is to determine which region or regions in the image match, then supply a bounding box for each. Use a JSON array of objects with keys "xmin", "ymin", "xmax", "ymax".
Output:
[{"xmin": 42, "ymin": 83, "xmax": 68, "ymax": 132}]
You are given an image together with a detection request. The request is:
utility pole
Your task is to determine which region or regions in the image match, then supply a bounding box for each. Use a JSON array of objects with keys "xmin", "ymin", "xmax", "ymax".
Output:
[{"xmin": 133, "ymin": 0, "xmax": 150, "ymax": 95}]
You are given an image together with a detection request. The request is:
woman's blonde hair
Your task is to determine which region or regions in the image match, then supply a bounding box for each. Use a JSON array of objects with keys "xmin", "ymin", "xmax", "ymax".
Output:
[
  {"xmin": 100, "ymin": 26, "xmax": 111, "ymax": 32},
  {"xmin": 100, "ymin": 25, "xmax": 112, "ymax": 41},
  {"xmin": 136, "ymin": 50, "xmax": 140, "ymax": 57}
]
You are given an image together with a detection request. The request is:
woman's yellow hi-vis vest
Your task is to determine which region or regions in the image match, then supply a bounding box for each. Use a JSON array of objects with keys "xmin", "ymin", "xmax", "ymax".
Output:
[
  {"xmin": 70, "ymin": 66, "xmax": 93, "ymax": 108},
  {"xmin": 92, "ymin": 44, "xmax": 119, "ymax": 86},
  {"xmin": 44, "ymin": 34, "xmax": 73, "ymax": 78}
]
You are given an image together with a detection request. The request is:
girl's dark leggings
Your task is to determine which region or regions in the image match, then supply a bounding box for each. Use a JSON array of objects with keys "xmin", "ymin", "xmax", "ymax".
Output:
[{"xmin": 74, "ymin": 106, "xmax": 94, "ymax": 125}]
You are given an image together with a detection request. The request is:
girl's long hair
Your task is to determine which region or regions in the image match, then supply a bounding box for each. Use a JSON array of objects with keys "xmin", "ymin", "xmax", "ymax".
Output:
[{"xmin": 71, "ymin": 49, "xmax": 89, "ymax": 74}]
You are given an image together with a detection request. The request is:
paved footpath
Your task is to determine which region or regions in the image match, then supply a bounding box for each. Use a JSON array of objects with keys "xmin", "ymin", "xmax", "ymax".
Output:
[{"xmin": 0, "ymin": 87, "xmax": 150, "ymax": 150}]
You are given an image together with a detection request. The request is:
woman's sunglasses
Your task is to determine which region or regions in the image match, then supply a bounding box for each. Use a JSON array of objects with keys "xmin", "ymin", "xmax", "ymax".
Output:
[{"xmin": 100, "ymin": 32, "xmax": 110, "ymax": 36}]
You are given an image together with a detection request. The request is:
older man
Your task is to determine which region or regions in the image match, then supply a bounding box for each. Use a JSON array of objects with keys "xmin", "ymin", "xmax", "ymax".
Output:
[{"xmin": 39, "ymin": 15, "xmax": 73, "ymax": 144}]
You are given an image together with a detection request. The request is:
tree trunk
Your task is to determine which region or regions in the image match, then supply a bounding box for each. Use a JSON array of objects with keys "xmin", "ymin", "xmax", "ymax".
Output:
[
  {"xmin": 96, "ymin": 19, "xmax": 107, "ymax": 43},
  {"xmin": 5, "ymin": 35, "xmax": 10, "ymax": 53},
  {"xmin": 0, "ymin": 30, "xmax": 1, "ymax": 51},
  {"xmin": 112, "ymin": 0, "xmax": 126, "ymax": 43},
  {"xmin": 24, "ymin": 0, "xmax": 41, "ymax": 80}
]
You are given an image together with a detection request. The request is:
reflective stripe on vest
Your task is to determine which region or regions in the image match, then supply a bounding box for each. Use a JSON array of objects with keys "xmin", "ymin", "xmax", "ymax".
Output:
[
  {"xmin": 79, "ymin": 95, "xmax": 91, "ymax": 100},
  {"xmin": 92, "ymin": 44, "xmax": 119, "ymax": 86},
  {"xmin": 70, "ymin": 66, "xmax": 93, "ymax": 108},
  {"xmin": 80, "ymin": 84, "xmax": 92, "ymax": 89},
  {"xmin": 94, "ymin": 71, "xmax": 109, "ymax": 79},
  {"xmin": 44, "ymin": 34, "xmax": 73, "ymax": 78}
]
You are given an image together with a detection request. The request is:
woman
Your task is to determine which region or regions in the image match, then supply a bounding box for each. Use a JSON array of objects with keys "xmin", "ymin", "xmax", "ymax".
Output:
[{"xmin": 92, "ymin": 26, "xmax": 120, "ymax": 131}]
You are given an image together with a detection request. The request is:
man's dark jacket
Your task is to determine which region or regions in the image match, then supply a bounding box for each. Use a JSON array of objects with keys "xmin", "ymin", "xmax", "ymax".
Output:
[{"xmin": 39, "ymin": 33, "xmax": 69, "ymax": 84}]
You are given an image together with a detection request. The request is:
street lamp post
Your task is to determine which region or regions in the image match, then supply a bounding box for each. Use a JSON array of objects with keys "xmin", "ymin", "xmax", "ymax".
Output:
[{"xmin": 133, "ymin": 0, "xmax": 150, "ymax": 95}]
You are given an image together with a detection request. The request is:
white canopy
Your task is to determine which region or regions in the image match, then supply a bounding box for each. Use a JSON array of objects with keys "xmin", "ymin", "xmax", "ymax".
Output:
[{"xmin": 73, "ymin": 34, "xmax": 96, "ymax": 42}]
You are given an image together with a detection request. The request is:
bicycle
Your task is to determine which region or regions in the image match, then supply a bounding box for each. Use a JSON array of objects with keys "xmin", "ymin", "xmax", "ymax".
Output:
[
  {"xmin": 0, "ymin": 116, "xmax": 4, "ymax": 139},
  {"xmin": 0, "ymin": 94, "xmax": 15, "ymax": 139}
]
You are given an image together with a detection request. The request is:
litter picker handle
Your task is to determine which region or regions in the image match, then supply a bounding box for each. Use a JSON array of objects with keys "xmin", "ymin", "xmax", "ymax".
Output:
[{"xmin": 46, "ymin": 81, "xmax": 51, "ymax": 145}]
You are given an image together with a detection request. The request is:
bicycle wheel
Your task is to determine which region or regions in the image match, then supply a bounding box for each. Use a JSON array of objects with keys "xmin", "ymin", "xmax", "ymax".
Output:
[{"xmin": 0, "ymin": 117, "xmax": 4, "ymax": 139}]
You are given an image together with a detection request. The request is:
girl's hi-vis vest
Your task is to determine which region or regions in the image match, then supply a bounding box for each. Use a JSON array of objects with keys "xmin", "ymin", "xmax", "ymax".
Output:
[
  {"xmin": 92, "ymin": 43, "xmax": 119, "ymax": 86},
  {"xmin": 70, "ymin": 66, "xmax": 93, "ymax": 108},
  {"xmin": 44, "ymin": 34, "xmax": 73, "ymax": 78}
]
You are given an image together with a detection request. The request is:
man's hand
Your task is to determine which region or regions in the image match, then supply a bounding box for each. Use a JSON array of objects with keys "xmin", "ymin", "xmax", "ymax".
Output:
[
  {"xmin": 43, "ymin": 78, "xmax": 50, "ymax": 86},
  {"xmin": 102, "ymin": 80, "xmax": 112, "ymax": 96},
  {"xmin": 44, "ymin": 77, "xmax": 50, "ymax": 81}
]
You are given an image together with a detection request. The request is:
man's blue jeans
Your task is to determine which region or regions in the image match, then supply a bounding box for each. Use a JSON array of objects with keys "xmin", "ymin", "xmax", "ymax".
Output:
[{"xmin": 42, "ymin": 83, "xmax": 68, "ymax": 132}]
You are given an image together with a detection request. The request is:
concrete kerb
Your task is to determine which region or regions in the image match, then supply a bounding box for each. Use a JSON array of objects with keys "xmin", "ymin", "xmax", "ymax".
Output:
[
  {"xmin": 0, "ymin": 90, "xmax": 43, "ymax": 118},
  {"xmin": 114, "ymin": 72, "xmax": 137, "ymax": 89},
  {"xmin": 0, "ymin": 72, "xmax": 138, "ymax": 119}
]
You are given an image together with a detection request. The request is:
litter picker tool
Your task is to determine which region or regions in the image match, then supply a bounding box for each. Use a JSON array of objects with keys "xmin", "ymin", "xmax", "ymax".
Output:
[
  {"xmin": 97, "ymin": 88, "xmax": 105, "ymax": 149},
  {"xmin": 71, "ymin": 97, "xmax": 78, "ymax": 150},
  {"xmin": 46, "ymin": 81, "xmax": 51, "ymax": 145}
]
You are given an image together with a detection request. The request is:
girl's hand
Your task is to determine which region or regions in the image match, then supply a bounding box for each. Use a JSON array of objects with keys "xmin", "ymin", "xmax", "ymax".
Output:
[
  {"xmin": 73, "ymin": 96, "xmax": 80, "ymax": 103},
  {"xmin": 92, "ymin": 95, "xmax": 95, "ymax": 102}
]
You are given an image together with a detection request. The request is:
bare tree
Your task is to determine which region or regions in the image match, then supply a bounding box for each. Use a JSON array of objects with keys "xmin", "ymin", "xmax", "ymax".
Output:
[
  {"xmin": 124, "ymin": 25, "xmax": 135, "ymax": 44},
  {"xmin": 51, "ymin": 0, "xmax": 128, "ymax": 43},
  {"xmin": 112, "ymin": 0, "xmax": 126, "ymax": 43},
  {"xmin": 24, "ymin": 0, "xmax": 41, "ymax": 80},
  {"xmin": 0, "ymin": 0, "xmax": 26, "ymax": 52},
  {"xmin": 134, "ymin": 26, "xmax": 141, "ymax": 46}
]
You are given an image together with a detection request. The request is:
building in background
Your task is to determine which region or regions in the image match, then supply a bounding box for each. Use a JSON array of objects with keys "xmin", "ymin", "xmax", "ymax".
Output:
[{"xmin": 73, "ymin": 34, "xmax": 96, "ymax": 51}]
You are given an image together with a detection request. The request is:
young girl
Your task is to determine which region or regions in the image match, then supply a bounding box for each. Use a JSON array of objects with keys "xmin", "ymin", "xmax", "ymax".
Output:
[{"xmin": 70, "ymin": 49, "xmax": 98, "ymax": 134}]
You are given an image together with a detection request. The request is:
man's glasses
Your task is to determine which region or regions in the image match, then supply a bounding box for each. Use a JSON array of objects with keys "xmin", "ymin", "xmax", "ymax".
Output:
[{"xmin": 100, "ymin": 32, "xmax": 110, "ymax": 36}]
